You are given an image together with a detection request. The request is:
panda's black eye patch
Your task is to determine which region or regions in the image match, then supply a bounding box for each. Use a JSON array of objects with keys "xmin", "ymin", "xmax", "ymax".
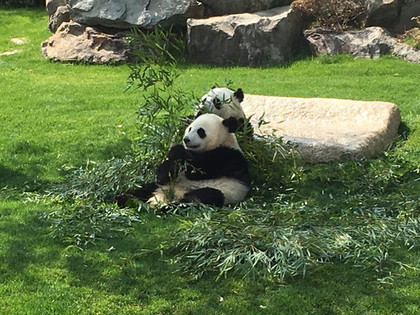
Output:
[
  {"xmin": 213, "ymin": 98, "xmax": 222, "ymax": 109},
  {"xmin": 197, "ymin": 128, "xmax": 206, "ymax": 138}
]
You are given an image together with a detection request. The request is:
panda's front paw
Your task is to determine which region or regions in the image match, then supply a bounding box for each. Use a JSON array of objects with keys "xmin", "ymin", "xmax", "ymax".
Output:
[
  {"xmin": 167, "ymin": 145, "xmax": 186, "ymax": 160},
  {"xmin": 157, "ymin": 160, "xmax": 176, "ymax": 184}
]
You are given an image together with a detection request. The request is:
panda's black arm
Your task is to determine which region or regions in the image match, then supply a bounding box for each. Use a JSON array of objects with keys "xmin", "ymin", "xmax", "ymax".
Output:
[
  {"xmin": 156, "ymin": 145, "xmax": 189, "ymax": 184},
  {"xmin": 156, "ymin": 160, "xmax": 177, "ymax": 184},
  {"xmin": 167, "ymin": 144, "xmax": 188, "ymax": 160},
  {"xmin": 186, "ymin": 148, "xmax": 250, "ymax": 184},
  {"xmin": 220, "ymin": 152, "xmax": 251, "ymax": 185}
]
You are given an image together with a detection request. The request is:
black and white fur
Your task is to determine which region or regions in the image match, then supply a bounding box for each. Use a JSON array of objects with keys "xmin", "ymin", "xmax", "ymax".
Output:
[
  {"xmin": 197, "ymin": 87, "xmax": 253, "ymax": 137},
  {"xmin": 117, "ymin": 114, "xmax": 250, "ymax": 207},
  {"xmin": 198, "ymin": 87, "xmax": 245, "ymax": 120}
]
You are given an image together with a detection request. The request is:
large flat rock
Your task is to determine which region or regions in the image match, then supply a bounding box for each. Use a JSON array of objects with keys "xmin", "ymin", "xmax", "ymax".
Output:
[{"xmin": 242, "ymin": 95, "xmax": 401, "ymax": 163}]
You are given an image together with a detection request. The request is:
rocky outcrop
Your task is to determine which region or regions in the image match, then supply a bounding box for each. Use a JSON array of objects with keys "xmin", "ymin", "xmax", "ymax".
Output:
[
  {"xmin": 68, "ymin": 0, "xmax": 203, "ymax": 29},
  {"xmin": 41, "ymin": 22, "xmax": 129, "ymax": 64},
  {"xmin": 201, "ymin": 0, "xmax": 292, "ymax": 17},
  {"xmin": 305, "ymin": 27, "xmax": 420, "ymax": 63},
  {"xmin": 242, "ymin": 95, "xmax": 401, "ymax": 163},
  {"xmin": 187, "ymin": 6, "xmax": 304, "ymax": 66},
  {"xmin": 42, "ymin": 0, "xmax": 420, "ymax": 65},
  {"xmin": 367, "ymin": 0, "xmax": 420, "ymax": 32},
  {"xmin": 43, "ymin": 0, "xmax": 205, "ymax": 61}
]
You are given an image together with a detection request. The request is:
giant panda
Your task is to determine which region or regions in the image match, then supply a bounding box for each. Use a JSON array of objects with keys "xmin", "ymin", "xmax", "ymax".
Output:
[
  {"xmin": 197, "ymin": 87, "xmax": 253, "ymax": 137},
  {"xmin": 117, "ymin": 113, "xmax": 251, "ymax": 207},
  {"xmin": 198, "ymin": 87, "xmax": 245, "ymax": 120}
]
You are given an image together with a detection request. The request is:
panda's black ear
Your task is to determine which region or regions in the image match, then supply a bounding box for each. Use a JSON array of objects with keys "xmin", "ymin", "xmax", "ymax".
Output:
[
  {"xmin": 195, "ymin": 110, "xmax": 203, "ymax": 118},
  {"xmin": 233, "ymin": 88, "xmax": 244, "ymax": 102},
  {"xmin": 222, "ymin": 116, "xmax": 240, "ymax": 133}
]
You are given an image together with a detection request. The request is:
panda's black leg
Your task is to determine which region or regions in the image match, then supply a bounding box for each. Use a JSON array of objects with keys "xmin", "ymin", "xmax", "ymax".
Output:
[
  {"xmin": 116, "ymin": 182, "xmax": 158, "ymax": 207},
  {"xmin": 116, "ymin": 193, "xmax": 135, "ymax": 208},
  {"xmin": 181, "ymin": 188, "xmax": 225, "ymax": 207},
  {"xmin": 129, "ymin": 182, "xmax": 159, "ymax": 201}
]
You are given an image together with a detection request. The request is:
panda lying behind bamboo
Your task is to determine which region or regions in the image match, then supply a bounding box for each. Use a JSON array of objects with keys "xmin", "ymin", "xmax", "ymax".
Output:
[
  {"xmin": 197, "ymin": 87, "xmax": 253, "ymax": 137},
  {"xmin": 116, "ymin": 113, "xmax": 251, "ymax": 207}
]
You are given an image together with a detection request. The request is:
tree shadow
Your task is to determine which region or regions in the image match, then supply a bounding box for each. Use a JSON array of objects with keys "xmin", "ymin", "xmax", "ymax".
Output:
[
  {"xmin": 0, "ymin": 165, "xmax": 44, "ymax": 191},
  {"xmin": 0, "ymin": 204, "xmax": 61, "ymax": 286},
  {"xmin": 100, "ymin": 137, "xmax": 134, "ymax": 160},
  {"xmin": 0, "ymin": 136, "xmax": 134, "ymax": 192}
]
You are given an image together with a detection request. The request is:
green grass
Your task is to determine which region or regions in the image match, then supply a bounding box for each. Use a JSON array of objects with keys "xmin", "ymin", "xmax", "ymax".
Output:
[{"xmin": 1, "ymin": 8, "xmax": 419, "ymax": 314}]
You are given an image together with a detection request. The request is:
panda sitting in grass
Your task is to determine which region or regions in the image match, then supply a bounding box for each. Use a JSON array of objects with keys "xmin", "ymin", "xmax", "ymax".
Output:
[
  {"xmin": 197, "ymin": 87, "xmax": 253, "ymax": 137},
  {"xmin": 117, "ymin": 113, "xmax": 251, "ymax": 207}
]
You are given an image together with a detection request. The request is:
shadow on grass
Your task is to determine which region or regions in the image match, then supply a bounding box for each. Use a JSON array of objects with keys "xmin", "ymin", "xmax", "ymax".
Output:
[
  {"xmin": 398, "ymin": 121, "xmax": 411, "ymax": 141},
  {"xmin": 0, "ymin": 136, "xmax": 134, "ymax": 192},
  {"xmin": 100, "ymin": 137, "xmax": 134, "ymax": 160},
  {"xmin": 0, "ymin": 165, "xmax": 44, "ymax": 191},
  {"xmin": 0, "ymin": 203, "xmax": 61, "ymax": 284}
]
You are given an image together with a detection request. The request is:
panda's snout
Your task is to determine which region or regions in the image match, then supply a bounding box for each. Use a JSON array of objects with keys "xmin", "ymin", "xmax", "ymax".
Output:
[{"xmin": 183, "ymin": 135, "xmax": 201, "ymax": 150}]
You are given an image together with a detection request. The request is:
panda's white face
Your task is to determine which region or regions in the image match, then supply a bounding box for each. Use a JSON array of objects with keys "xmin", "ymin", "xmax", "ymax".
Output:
[
  {"xmin": 199, "ymin": 87, "xmax": 245, "ymax": 119},
  {"xmin": 183, "ymin": 113, "xmax": 240, "ymax": 152}
]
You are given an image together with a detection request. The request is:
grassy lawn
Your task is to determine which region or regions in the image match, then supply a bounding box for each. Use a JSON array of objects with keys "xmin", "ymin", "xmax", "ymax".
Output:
[{"xmin": 1, "ymin": 8, "xmax": 419, "ymax": 314}]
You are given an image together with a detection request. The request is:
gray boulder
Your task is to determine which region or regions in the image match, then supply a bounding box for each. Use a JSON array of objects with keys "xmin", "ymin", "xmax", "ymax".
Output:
[
  {"xmin": 68, "ymin": 0, "xmax": 203, "ymax": 29},
  {"xmin": 242, "ymin": 95, "xmax": 401, "ymax": 163},
  {"xmin": 398, "ymin": 0, "xmax": 420, "ymax": 31},
  {"xmin": 41, "ymin": 22, "xmax": 129, "ymax": 63},
  {"xmin": 367, "ymin": 0, "xmax": 420, "ymax": 32},
  {"xmin": 200, "ymin": 0, "xmax": 292, "ymax": 16},
  {"xmin": 187, "ymin": 6, "xmax": 304, "ymax": 66},
  {"xmin": 305, "ymin": 26, "xmax": 420, "ymax": 63},
  {"xmin": 366, "ymin": 0, "xmax": 400, "ymax": 30}
]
